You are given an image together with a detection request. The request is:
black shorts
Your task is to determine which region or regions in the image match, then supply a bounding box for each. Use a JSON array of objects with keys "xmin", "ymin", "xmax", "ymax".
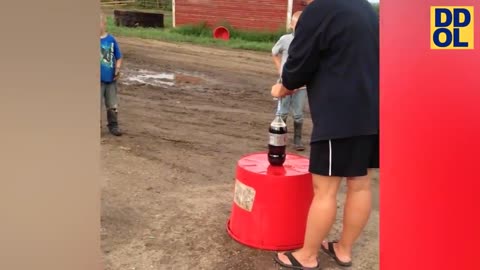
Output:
[{"xmin": 309, "ymin": 134, "xmax": 379, "ymax": 177}]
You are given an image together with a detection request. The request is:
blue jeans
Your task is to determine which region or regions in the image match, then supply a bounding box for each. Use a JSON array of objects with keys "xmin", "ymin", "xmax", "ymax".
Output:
[{"xmin": 276, "ymin": 88, "xmax": 307, "ymax": 122}]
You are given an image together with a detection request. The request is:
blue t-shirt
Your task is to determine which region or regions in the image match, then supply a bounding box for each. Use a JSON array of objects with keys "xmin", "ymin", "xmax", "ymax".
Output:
[{"xmin": 100, "ymin": 34, "xmax": 122, "ymax": 83}]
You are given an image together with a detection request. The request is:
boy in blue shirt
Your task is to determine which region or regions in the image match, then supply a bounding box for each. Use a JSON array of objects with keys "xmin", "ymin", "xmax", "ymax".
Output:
[{"xmin": 100, "ymin": 13, "xmax": 123, "ymax": 136}]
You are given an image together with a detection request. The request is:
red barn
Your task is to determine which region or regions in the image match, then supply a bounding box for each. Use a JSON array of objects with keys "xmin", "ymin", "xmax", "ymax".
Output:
[{"xmin": 172, "ymin": 0, "xmax": 308, "ymax": 32}]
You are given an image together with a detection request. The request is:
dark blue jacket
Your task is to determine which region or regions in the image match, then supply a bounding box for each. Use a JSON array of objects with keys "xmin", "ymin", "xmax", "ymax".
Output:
[{"xmin": 282, "ymin": 0, "xmax": 379, "ymax": 142}]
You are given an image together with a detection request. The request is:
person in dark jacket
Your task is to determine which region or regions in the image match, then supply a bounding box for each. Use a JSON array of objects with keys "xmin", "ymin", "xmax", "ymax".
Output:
[{"xmin": 271, "ymin": 0, "xmax": 379, "ymax": 268}]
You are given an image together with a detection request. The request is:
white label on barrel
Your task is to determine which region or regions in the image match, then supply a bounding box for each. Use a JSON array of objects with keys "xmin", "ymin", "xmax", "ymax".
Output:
[
  {"xmin": 233, "ymin": 179, "xmax": 256, "ymax": 212},
  {"xmin": 269, "ymin": 133, "xmax": 287, "ymax": 146}
]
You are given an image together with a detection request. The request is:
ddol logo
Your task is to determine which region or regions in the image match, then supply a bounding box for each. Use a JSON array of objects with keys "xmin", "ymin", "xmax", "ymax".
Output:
[{"xmin": 431, "ymin": 6, "xmax": 474, "ymax": 49}]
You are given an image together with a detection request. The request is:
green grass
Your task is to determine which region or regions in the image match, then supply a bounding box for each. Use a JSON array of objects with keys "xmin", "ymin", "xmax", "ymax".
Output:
[
  {"xmin": 106, "ymin": 16, "xmax": 279, "ymax": 51},
  {"xmin": 171, "ymin": 21, "xmax": 286, "ymax": 43}
]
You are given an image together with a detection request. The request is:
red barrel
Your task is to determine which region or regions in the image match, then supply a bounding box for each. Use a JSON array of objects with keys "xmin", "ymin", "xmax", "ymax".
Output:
[
  {"xmin": 213, "ymin": 26, "xmax": 230, "ymax": 40},
  {"xmin": 227, "ymin": 152, "xmax": 313, "ymax": 251}
]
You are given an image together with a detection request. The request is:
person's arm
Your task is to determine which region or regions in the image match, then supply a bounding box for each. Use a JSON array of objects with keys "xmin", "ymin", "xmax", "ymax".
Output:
[
  {"xmin": 115, "ymin": 58, "xmax": 123, "ymax": 72},
  {"xmin": 271, "ymin": 78, "xmax": 301, "ymax": 97},
  {"xmin": 271, "ymin": 37, "xmax": 284, "ymax": 75},
  {"xmin": 113, "ymin": 38, "xmax": 123, "ymax": 79},
  {"xmin": 272, "ymin": 55, "xmax": 282, "ymax": 75}
]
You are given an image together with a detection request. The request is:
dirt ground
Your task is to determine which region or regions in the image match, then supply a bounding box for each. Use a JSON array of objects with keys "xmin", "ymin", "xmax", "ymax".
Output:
[{"xmin": 101, "ymin": 37, "xmax": 379, "ymax": 270}]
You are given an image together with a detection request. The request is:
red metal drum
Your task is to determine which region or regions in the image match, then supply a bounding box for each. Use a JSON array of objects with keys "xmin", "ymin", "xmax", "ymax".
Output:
[{"xmin": 226, "ymin": 152, "xmax": 313, "ymax": 251}]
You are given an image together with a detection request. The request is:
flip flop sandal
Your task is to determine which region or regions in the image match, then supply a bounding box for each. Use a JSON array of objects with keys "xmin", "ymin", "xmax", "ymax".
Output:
[
  {"xmin": 274, "ymin": 252, "xmax": 321, "ymax": 270},
  {"xmin": 321, "ymin": 241, "xmax": 353, "ymax": 267}
]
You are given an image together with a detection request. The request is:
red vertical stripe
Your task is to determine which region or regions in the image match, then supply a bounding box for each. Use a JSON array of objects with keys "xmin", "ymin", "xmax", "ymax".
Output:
[{"xmin": 381, "ymin": 1, "xmax": 480, "ymax": 269}]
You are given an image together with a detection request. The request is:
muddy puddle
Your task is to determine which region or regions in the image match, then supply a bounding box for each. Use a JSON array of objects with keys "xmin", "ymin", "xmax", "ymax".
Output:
[{"xmin": 121, "ymin": 68, "xmax": 206, "ymax": 88}]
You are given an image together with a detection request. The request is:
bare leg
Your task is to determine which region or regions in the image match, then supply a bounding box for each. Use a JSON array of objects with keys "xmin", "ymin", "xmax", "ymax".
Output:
[
  {"xmin": 277, "ymin": 174, "xmax": 342, "ymax": 267},
  {"xmin": 323, "ymin": 169, "xmax": 373, "ymax": 262}
]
